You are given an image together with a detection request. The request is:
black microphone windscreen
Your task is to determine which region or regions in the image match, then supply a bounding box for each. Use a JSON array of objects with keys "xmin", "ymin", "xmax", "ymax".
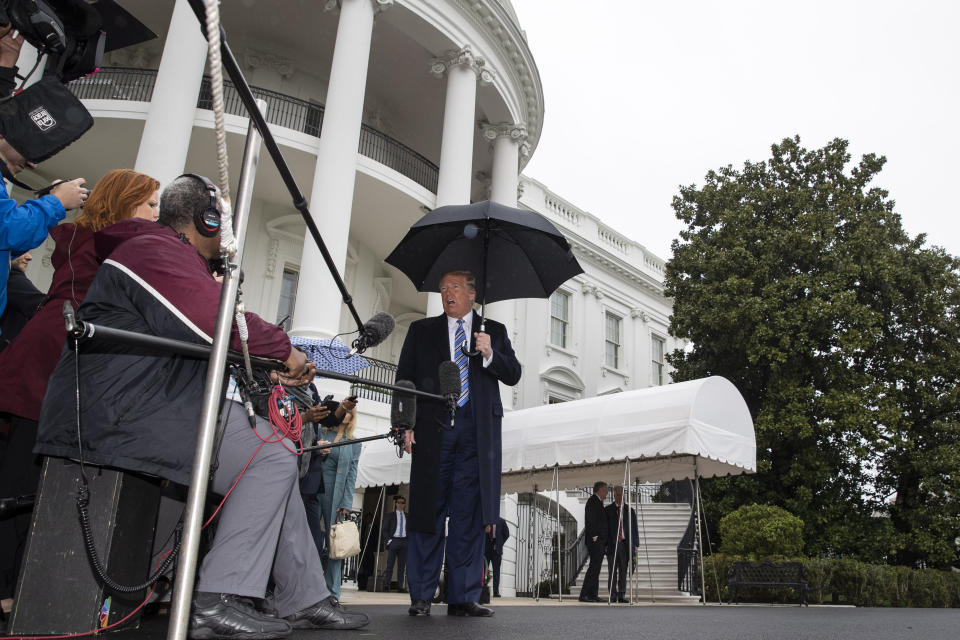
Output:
[
  {"xmin": 438, "ymin": 361, "xmax": 461, "ymax": 399},
  {"xmin": 390, "ymin": 380, "xmax": 417, "ymax": 427},
  {"xmin": 364, "ymin": 312, "xmax": 395, "ymax": 347}
]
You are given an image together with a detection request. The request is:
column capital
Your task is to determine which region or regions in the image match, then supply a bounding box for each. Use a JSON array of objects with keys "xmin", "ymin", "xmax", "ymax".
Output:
[
  {"xmin": 324, "ymin": 0, "xmax": 393, "ymax": 14},
  {"xmin": 430, "ymin": 46, "xmax": 495, "ymax": 86},
  {"xmin": 479, "ymin": 121, "xmax": 528, "ymax": 144}
]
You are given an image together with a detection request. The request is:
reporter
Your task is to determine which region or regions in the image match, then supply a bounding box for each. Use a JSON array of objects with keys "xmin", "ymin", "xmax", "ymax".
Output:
[{"xmin": 0, "ymin": 169, "xmax": 157, "ymax": 610}]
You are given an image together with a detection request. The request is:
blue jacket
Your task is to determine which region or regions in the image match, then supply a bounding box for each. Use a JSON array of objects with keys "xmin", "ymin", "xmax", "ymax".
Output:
[{"xmin": 0, "ymin": 181, "xmax": 65, "ymax": 325}]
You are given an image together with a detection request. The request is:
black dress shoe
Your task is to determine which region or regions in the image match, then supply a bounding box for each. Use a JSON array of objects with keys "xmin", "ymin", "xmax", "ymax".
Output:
[
  {"xmin": 408, "ymin": 599, "xmax": 431, "ymax": 616},
  {"xmin": 616, "ymin": 597, "xmax": 630, "ymax": 603},
  {"xmin": 283, "ymin": 597, "xmax": 369, "ymax": 630},
  {"xmin": 578, "ymin": 595, "xmax": 599, "ymax": 603},
  {"xmin": 447, "ymin": 602, "xmax": 494, "ymax": 617},
  {"xmin": 189, "ymin": 592, "xmax": 292, "ymax": 639}
]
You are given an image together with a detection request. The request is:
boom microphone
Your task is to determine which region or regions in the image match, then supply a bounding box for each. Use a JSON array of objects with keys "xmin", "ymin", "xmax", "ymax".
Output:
[
  {"xmin": 349, "ymin": 312, "xmax": 395, "ymax": 355},
  {"xmin": 438, "ymin": 360, "xmax": 461, "ymax": 421},
  {"xmin": 390, "ymin": 380, "xmax": 417, "ymax": 428}
]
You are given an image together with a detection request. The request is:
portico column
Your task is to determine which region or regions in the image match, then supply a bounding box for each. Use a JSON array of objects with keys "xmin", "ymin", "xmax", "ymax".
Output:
[
  {"xmin": 426, "ymin": 47, "xmax": 494, "ymax": 317},
  {"xmin": 479, "ymin": 122, "xmax": 527, "ymax": 410},
  {"xmin": 291, "ymin": 0, "xmax": 391, "ymax": 339},
  {"xmin": 133, "ymin": 0, "xmax": 207, "ymax": 186},
  {"xmin": 481, "ymin": 121, "xmax": 527, "ymax": 208}
]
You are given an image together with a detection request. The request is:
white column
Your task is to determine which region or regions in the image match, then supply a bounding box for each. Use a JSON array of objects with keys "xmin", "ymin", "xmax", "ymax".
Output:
[
  {"xmin": 481, "ymin": 122, "xmax": 527, "ymax": 207},
  {"xmin": 133, "ymin": 0, "xmax": 207, "ymax": 186},
  {"xmin": 291, "ymin": 0, "xmax": 389, "ymax": 339},
  {"xmin": 481, "ymin": 122, "xmax": 527, "ymax": 409},
  {"xmin": 426, "ymin": 47, "xmax": 494, "ymax": 318}
]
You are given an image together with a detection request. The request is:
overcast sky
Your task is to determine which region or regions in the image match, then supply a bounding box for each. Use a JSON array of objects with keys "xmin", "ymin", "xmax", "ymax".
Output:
[{"xmin": 510, "ymin": 0, "xmax": 960, "ymax": 261}]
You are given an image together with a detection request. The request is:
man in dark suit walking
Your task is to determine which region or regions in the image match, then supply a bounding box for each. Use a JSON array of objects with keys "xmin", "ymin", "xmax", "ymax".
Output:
[
  {"xmin": 398, "ymin": 270, "xmax": 522, "ymax": 617},
  {"xmin": 580, "ymin": 481, "xmax": 608, "ymax": 602},
  {"xmin": 485, "ymin": 516, "xmax": 510, "ymax": 597},
  {"xmin": 605, "ymin": 486, "xmax": 639, "ymax": 603},
  {"xmin": 381, "ymin": 495, "xmax": 409, "ymax": 592}
]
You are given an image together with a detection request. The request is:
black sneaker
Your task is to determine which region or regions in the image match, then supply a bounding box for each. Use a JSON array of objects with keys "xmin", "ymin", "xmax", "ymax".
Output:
[
  {"xmin": 189, "ymin": 592, "xmax": 291, "ymax": 639},
  {"xmin": 283, "ymin": 596, "xmax": 369, "ymax": 630}
]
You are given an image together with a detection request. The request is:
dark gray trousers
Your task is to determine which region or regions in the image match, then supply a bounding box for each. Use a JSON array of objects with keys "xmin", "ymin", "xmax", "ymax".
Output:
[{"xmin": 195, "ymin": 403, "xmax": 330, "ymax": 617}]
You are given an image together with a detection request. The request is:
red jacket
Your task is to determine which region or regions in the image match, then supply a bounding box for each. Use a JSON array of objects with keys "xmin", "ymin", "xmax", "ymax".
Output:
[{"xmin": 0, "ymin": 223, "xmax": 103, "ymax": 421}]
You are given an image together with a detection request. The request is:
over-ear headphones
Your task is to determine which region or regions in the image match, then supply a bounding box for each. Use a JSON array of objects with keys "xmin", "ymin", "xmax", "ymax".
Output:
[{"xmin": 179, "ymin": 173, "xmax": 221, "ymax": 237}]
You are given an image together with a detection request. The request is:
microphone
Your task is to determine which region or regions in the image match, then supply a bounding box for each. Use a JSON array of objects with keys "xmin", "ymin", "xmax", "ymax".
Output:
[
  {"xmin": 349, "ymin": 312, "xmax": 395, "ymax": 355},
  {"xmin": 390, "ymin": 380, "xmax": 417, "ymax": 429},
  {"xmin": 438, "ymin": 360, "xmax": 461, "ymax": 422}
]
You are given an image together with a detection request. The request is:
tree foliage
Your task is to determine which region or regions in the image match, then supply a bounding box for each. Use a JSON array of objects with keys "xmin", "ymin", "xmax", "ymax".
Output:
[
  {"xmin": 718, "ymin": 504, "xmax": 804, "ymax": 558},
  {"xmin": 666, "ymin": 136, "xmax": 960, "ymax": 566}
]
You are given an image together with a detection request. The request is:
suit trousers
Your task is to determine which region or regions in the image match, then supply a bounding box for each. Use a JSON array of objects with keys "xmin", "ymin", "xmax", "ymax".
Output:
[
  {"xmin": 385, "ymin": 537, "xmax": 407, "ymax": 587},
  {"xmin": 407, "ymin": 403, "xmax": 484, "ymax": 605},
  {"xmin": 582, "ymin": 539, "xmax": 605, "ymax": 599},
  {"xmin": 607, "ymin": 540, "xmax": 630, "ymax": 598},
  {"xmin": 196, "ymin": 403, "xmax": 329, "ymax": 617}
]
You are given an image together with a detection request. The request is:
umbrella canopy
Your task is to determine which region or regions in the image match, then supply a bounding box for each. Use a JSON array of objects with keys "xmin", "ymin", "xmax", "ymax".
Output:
[
  {"xmin": 289, "ymin": 336, "xmax": 369, "ymax": 376},
  {"xmin": 385, "ymin": 200, "xmax": 583, "ymax": 305}
]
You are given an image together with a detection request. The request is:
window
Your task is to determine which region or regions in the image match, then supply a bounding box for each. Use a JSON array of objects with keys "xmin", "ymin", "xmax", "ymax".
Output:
[
  {"xmin": 276, "ymin": 268, "xmax": 299, "ymax": 331},
  {"xmin": 604, "ymin": 312, "xmax": 621, "ymax": 369},
  {"xmin": 550, "ymin": 290, "xmax": 569, "ymax": 348},
  {"xmin": 651, "ymin": 335, "xmax": 665, "ymax": 386}
]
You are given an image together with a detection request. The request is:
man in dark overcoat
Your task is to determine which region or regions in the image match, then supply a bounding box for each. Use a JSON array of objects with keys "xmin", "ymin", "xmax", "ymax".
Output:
[
  {"xmin": 397, "ymin": 270, "xmax": 521, "ymax": 617},
  {"xmin": 605, "ymin": 486, "xmax": 639, "ymax": 603},
  {"xmin": 580, "ymin": 481, "xmax": 609, "ymax": 602}
]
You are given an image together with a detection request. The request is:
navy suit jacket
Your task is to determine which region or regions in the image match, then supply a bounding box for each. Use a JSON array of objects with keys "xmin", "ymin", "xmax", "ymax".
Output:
[{"xmin": 397, "ymin": 311, "xmax": 521, "ymax": 533}]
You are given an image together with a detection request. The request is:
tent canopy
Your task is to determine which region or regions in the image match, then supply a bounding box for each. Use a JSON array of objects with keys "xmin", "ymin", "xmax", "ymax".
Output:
[{"xmin": 356, "ymin": 376, "xmax": 755, "ymax": 492}]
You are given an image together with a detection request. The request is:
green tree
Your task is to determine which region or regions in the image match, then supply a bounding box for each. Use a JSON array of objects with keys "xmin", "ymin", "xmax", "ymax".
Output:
[
  {"xmin": 718, "ymin": 504, "xmax": 804, "ymax": 558},
  {"xmin": 665, "ymin": 136, "xmax": 960, "ymax": 566}
]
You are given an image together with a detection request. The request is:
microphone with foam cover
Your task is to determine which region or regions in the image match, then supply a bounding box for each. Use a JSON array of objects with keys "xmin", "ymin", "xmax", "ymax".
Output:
[
  {"xmin": 391, "ymin": 380, "xmax": 417, "ymax": 428},
  {"xmin": 349, "ymin": 312, "xmax": 395, "ymax": 355},
  {"xmin": 438, "ymin": 360, "xmax": 461, "ymax": 421}
]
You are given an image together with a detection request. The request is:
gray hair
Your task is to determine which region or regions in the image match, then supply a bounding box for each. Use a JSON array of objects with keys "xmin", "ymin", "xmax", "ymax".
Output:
[
  {"xmin": 593, "ymin": 481, "xmax": 607, "ymax": 494},
  {"xmin": 159, "ymin": 175, "xmax": 212, "ymax": 232}
]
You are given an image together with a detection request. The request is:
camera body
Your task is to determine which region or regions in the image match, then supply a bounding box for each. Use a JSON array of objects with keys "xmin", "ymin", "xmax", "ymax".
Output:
[{"xmin": 0, "ymin": 0, "xmax": 105, "ymax": 82}]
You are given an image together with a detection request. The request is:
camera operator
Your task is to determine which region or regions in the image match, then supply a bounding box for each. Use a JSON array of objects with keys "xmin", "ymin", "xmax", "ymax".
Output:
[{"xmin": 0, "ymin": 25, "xmax": 87, "ymax": 324}]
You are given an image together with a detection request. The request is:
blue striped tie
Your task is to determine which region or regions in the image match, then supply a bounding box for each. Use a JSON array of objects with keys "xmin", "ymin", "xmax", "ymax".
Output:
[{"xmin": 455, "ymin": 319, "xmax": 469, "ymax": 407}]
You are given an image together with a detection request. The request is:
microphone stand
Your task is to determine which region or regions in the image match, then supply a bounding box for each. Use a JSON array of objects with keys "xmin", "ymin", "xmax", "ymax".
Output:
[{"xmin": 64, "ymin": 313, "xmax": 446, "ymax": 403}]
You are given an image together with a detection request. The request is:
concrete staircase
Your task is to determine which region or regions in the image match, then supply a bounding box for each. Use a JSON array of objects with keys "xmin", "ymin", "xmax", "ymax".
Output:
[{"xmin": 567, "ymin": 503, "xmax": 701, "ymax": 604}]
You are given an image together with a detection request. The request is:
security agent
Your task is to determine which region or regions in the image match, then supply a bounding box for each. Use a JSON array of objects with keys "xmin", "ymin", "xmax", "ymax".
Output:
[{"xmin": 35, "ymin": 174, "xmax": 369, "ymax": 638}]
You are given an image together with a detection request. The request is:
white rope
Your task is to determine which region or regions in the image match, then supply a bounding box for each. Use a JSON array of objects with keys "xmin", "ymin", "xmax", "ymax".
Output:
[{"xmin": 203, "ymin": 0, "xmax": 237, "ymax": 257}]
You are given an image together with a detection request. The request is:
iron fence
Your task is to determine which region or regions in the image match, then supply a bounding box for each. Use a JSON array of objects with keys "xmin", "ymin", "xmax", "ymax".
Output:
[
  {"xmin": 349, "ymin": 357, "xmax": 398, "ymax": 405},
  {"xmin": 68, "ymin": 67, "xmax": 439, "ymax": 193}
]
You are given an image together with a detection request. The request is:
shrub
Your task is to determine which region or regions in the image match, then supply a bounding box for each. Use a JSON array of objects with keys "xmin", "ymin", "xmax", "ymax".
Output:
[{"xmin": 718, "ymin": 504, "xmax": 804, "ymax": 559}]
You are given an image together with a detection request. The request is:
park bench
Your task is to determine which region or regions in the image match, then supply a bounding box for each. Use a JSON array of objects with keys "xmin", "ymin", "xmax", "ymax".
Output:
[{"xmin": 728, "ymin": 561, "xmax": 809, "ymax": 606}]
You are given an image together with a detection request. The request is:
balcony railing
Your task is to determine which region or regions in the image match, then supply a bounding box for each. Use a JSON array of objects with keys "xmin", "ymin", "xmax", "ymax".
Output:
[
  {"xmin": 349, "ymin": 356, "xmax": 398, "ymax": 405},
  {"xmin": 68, "ymin": 67, "xmax": 439, "ymax": 193}
]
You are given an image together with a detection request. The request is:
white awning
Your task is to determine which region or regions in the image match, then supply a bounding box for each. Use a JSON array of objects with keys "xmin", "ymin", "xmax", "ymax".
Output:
[{"xmin": 356, "ymin": 376, "xmax": 755, "ymax": 492}]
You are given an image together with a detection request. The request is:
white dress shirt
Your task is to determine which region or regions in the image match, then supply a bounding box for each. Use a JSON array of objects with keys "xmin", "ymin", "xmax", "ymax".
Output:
[{"xmin": 446, "ymin": 313, "xmax": 493, "ymax": 368}]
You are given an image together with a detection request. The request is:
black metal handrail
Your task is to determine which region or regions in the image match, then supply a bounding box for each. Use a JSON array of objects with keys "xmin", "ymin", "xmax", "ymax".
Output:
[
  {"xmin": 67, "ymin": 67, "xmax": 439, "ymax": 193},
  {"xmin": 562, "ymin": 529, "xmax": 588, "ymax": 591},
  {"xmin": 350, "ymin": 357, "xmax": 398, "ymax": 404},
  {"xmin": 676, "ymin": 479, "xmax": 699, "ymax": 594}
]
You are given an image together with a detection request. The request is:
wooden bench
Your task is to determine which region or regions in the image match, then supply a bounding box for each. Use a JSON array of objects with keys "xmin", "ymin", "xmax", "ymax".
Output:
[{"xmin": 728, "ymin": 561, "xmax": 809, "ymax": 606}]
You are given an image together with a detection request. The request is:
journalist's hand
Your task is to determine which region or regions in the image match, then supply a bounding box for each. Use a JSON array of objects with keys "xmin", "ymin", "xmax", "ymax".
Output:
[
  {"xmin": 274, "ymin": 349, "xmax": 314, "ymax": 387},
  {"xmin": 0, "ymin": 28, "xmax": 24, "ymax": 68},
  {"xmin": 50, "ymin": 178, "xmax": 89, "ymax": 210},
  {"xmin": 302, "ymin": 403, "xmax": 332, "ymax": 424},
  {"xmin": 403, "ymin": 428, "xmax": 415, "ymax": 454}
]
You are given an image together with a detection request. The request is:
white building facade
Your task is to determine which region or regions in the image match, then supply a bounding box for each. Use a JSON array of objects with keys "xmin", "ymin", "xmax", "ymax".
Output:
[{"xmin": 14, "ymin": 0, "xmax": 681, "ymax": 598}]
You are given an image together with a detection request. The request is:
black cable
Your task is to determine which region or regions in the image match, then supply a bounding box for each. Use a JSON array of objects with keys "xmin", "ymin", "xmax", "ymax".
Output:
[
  {"xmin": 76, "ymin": 485, "xmax": 182, "ymax": 593},
  {"xmin": 71, "ymin": 335, "xmax": 183, "ymax": 593}
]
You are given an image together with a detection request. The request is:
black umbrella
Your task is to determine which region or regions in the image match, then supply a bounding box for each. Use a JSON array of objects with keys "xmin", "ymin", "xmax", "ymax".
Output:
[{"xmin": 385, "ymin": 200, "xmax": 584, "ymax": 354}]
